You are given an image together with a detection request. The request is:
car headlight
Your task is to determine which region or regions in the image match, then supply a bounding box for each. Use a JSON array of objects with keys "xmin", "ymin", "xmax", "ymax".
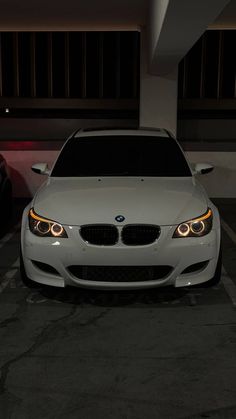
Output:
[
  {"xmin": 173, "ymin": 208, "xmax": 213, "ymax": 238},
  {"xmin": 28, "ymin": 208, "xmax": 68, "ymax": 238}
]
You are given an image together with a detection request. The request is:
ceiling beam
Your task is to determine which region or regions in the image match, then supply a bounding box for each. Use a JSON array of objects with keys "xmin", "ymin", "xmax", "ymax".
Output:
[{"xmin": 149, "ymin": 0, "xmax": 231, "ymax": 76}]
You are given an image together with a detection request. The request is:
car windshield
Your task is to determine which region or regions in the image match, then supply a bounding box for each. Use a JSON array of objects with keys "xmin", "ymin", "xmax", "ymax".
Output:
[{"xmin": 51, "ymin": 135, "xmax": 192, "ymax": 177}]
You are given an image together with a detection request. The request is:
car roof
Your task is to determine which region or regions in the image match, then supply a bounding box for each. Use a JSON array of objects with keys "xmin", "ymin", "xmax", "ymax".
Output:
[{"xmin": 74, "ymin": 127, "xmax": 170, "ymax": 139}]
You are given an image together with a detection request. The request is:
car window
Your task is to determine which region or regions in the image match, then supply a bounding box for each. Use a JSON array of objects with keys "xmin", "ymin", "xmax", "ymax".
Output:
[{"xmin": 51, "ymin": 135, "xmax": 192, "ymax": 177}]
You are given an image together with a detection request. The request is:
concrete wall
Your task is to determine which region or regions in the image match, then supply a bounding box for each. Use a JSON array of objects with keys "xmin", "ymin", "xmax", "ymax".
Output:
[
  {"xmin": 178, "ymin": 118, "xmax": 236, "ymax": 141},
  {"xmin": 177, "ymin": 117, "xmax": 236, "ymax": 198},
  {"xmin": 186, "ymin": 151, "xmax": 236, "ymax": 198},
  {"xmin": 0, "ymin": 117, "xmax": 137, "ymax": 141}
]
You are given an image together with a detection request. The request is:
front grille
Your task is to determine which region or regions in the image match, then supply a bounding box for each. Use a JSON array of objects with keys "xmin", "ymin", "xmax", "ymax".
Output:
[
  {"xmin": 80, "ymin": 224, "xmax": 118, "ymax": 245},
  {"xmin": 122, "ymin": 224, "xmax": 160, "ymax": 245},
  {"xmin": 68, "ymin": 265, "xmax": 173, "ymax": 282},
  {"xmin": 80, "ymin": 224, "xmax": 161, "ymax": 246}
]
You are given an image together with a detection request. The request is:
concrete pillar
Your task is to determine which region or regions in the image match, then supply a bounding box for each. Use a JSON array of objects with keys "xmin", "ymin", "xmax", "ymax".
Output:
[
  {"xmin": 139, "ymin": 0, "xmax": 230, "ymax": 136},
  {"xmin": 139, "ymin": 28, "xmax": 178, "ymax": 136}
]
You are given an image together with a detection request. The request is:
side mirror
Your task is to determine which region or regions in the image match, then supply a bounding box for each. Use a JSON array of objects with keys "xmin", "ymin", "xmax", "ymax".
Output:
[
  {"xmin": 193, "ymin": 163, "xmax": 214, "ymax": 175},
  {"xmin": 31, "ymin": 163, "xmax": 50, "ymax": 175}
]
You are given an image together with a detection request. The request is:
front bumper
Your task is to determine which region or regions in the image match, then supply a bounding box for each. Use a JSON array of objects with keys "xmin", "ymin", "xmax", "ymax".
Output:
[{"xmin": 21, "ymin": 216, "xmax": 220, "ymax": 289}]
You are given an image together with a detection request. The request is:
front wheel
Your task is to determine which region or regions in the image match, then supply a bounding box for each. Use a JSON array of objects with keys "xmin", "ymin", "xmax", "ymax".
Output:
[{"xmin": 0, "ymin": 183, "xmax": 13, "ymax": 233}]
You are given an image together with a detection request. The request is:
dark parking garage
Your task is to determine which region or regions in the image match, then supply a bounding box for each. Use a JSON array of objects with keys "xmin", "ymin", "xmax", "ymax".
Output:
[{"xmin": 1, "ymin": 1, "xmax": 236, "ymax": 418}]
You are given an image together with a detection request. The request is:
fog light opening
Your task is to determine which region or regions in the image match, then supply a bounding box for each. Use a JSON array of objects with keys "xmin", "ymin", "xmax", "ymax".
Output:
[
  {"xmin": 181, "ymin": 261, "xmax": 209, "ymax": 275},
  {"xmin": 32, "ymin": 260, "xmax": 60, "ymax": 276}
]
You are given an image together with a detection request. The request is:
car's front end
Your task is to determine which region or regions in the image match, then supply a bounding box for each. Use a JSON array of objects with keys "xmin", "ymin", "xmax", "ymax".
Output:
[{"xmin": 21, "ymin": 176, "xmax": 221, "ymax": 290}]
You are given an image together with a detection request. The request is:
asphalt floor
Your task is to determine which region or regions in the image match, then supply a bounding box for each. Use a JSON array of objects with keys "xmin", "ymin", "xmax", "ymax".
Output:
[{"xmin": 0, "ymin": 198, "xmax": 236, "ymax": 419}]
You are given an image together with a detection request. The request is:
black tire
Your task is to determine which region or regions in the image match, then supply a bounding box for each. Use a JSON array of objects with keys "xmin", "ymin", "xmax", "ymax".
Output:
[
  {"xmin": 0, "ymin": 182, "xmax": 13, "ymax": 232},
  {"xmin": 20, "ymin": 247, "xmax": 39, "ymax": 288},
  {"xmin": 3, "ymin": 183, "xmax": 13, "ymax": 220},
  {"xmin": 205, "ymin": 245, "xmax": 222, "ymax": 287}
]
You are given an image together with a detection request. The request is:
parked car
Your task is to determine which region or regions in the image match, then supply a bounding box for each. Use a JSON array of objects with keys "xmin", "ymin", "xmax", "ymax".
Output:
[
  {"xmin": 20, "ymin": 128, "xmax": 221, "ymax": 289},
  {"xmin": 0, "ymin": 154, "xmax": 12, "ymax": 231}
]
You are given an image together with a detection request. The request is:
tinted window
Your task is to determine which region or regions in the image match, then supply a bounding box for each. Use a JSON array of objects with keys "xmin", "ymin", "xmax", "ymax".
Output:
[{"xmin": 51, "ymin": 136, "xmax": 191, "ymax": 177}]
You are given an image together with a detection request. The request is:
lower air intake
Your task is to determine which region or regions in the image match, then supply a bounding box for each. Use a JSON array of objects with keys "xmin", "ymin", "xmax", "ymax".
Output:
[
  {"xmin": 68, "ymin": 265, "xmax": 173, "ymax": 282},
  {"xmin": 181, "ymin": 260, "xmax": 209, "ymax": 274},
  {"xmin": 32, "ymin": 260, "xmax": 59, "ymax": 276}
]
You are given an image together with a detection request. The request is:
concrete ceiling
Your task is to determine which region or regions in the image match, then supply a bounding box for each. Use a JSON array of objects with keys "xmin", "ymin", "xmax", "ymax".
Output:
[
  {"xmin": 0, "ymin": 0, "xmax": 148, "ymax": 31},
  {"xmin": 149, "ymin": 0, "xmax": 231, "ymax": 76},
  {"xmin": 0, "ymin": 0, "xmax": 235, "ymax": 81},
  {"xmin": 209, "ymin": 0, "xmax": 236, "ymax": 28},
  {"xmin": 0, "ymin": 0, "xmax": 235, "ymax": 32}
]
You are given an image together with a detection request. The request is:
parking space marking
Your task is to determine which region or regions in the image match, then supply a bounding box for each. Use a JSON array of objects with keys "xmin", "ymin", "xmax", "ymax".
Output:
[
  {"xmin": 10, "ymin": 258, "xmax": 20, "ymax": 268},
  {"xmin": 26, "ymin": 292, "xmax": 48, "ymax": 304},
  {"xmin": 221, "ymin": 266, "xmax": 236, "ymax": 306},
  {"xmin": 187, "ymin": 292, "xmax": 201, "ymax": 306},
  {"xmin": 9, "ymin": 258, "xmax": 20, "ymax": 288},
  {"xmin": 0, "ymin": 222, "xmax": 21, "ymax": 250},
  {"xmin": 0, "ymin": 257, "xmax": 20, "ymax": 293},
  {"xmin": 221, "ymin": 218, "xmax": 236, "ymax": 245}
]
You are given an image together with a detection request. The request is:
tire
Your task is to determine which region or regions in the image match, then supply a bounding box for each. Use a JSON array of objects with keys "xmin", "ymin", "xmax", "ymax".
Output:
[
  {"xmin": 205, "ymin": 245, "xmax": 222, "ymax": 287},
  {"xmin": 0, "ymin": 183, "xmax": 13, "ymax": 233},
  {"xmin": 20, "ymin": 247, "xmax": 39, "ymax": 288},
  {"xmin": 3, "ymin": 183, "xmax": 13, "ymax": 220}
]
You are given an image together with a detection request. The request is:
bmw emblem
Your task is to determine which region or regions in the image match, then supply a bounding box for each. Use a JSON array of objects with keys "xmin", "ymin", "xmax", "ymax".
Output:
[{"xmin": 115, "ymin": 215, "xmax": 125, "ymax": 223}]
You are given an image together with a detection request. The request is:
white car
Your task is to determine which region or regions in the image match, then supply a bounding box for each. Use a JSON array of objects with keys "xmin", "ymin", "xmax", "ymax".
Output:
[{"xmin": 20, "ymin": 128, "xmax": 221, "ymax": 290}]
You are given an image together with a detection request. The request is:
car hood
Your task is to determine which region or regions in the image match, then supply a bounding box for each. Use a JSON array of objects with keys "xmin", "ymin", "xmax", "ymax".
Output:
[{"xmin": 33, "ymin": 177, "xmax": 208, "ymax": 226}]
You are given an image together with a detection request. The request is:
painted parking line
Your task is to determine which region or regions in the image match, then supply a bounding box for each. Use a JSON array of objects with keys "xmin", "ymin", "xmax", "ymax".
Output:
[
  {"xmin": 9, "ymin": 258, "xmax": 20, "ymax": 288},
  {"xmin": 221, "ymin": 266, "xmax": 236, "ymax": 306},
  {"xmin": 221, "ymin": 218, "xmax": 236, "ymax": 245},
  {"xmin": 0, "ymin": 257, "xmax": 20, "ymax": 293},
  {"xmin": 0, "ymin": 221, "xmax": 21, "ymax": 250},
  {"xmin": 220, "ymin": 218, "xmax": 236, "ymax": 305}
]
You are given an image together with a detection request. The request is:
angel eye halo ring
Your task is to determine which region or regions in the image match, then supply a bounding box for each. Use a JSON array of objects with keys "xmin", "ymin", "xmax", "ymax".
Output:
[
  {"xmin": 28, "ymin": 208, "xmax": 68, "ymax": 238},
  {"xmin": 173, "ymin": 208, "xmax": 213, "ymax": 238}
]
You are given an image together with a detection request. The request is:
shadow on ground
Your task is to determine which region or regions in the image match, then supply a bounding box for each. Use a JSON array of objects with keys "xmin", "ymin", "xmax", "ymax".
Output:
[
  {"xmin": 0, "ymin": 198, "xmax": 30, "ymax": 239},
  {"xmin": 37, "ymin": 284, "xmax": 192, "ymax": 307}
]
